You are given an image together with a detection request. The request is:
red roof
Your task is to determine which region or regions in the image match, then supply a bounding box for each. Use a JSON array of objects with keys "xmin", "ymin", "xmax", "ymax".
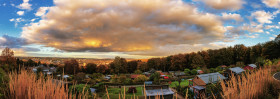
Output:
[
  {"xmin": 130, "ymin": 74, "xmax": 140, "ymax": 79},
  {"xmin": 243, "ymin": 66, "xmax": 254, "ymax": 70},
  {"xmin": 164, "ymin": 76, "xmax": 169, "ymax": 79}
]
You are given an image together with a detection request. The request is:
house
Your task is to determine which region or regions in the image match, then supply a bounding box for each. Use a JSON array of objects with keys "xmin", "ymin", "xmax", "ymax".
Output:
[
  {"xmin": 191, "ymin": 72, "xmax": 226, "ymax": 88},
  {"xmin": 145, "ymin": 85, "xmax": 174, "ymax": 99},
  {"xmin": 197, "ymin": 70, "xmax": 204, "ymax": 74},
  {"xmin": 145, "ymin": 81, "xmax": 153, "ymax": 85},
  {"xmin": 190, "ymin": 72, "xmax": 226, "ymax": 98}
]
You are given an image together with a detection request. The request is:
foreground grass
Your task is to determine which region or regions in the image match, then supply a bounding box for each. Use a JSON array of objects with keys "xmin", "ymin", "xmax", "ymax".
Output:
[
  {"xmin": 8, "ymin": 69, "xmax": 89, "ymax": 99},
  {"xmin": 221, "ymin": 66, "xmax": 280, "ymax": 99}
]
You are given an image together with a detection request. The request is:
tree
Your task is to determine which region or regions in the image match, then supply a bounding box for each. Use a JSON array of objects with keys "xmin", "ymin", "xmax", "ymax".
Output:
[
  {"xmin": 127, "ymin": 61, "xmax": 138, "ymax": 73},
  {"xmin": 1, "ymin": 47, "xmax": 14, "ymax": 57},
  {"xmin": 191, "ymin": 54, "xmax": 205, "ymax": 69},
  {"xmin": 112, "ymin": 56, "xmax": 127, "ymax": 74},
  {"xmin": 96, "ymin": 65, "xmax": 107, "ymax": 74},
  {"xmin": 64, "ymin": 59, "xmax": 79, "ymax": 75},
  {"xmin": 149, "ymin": 72, "xmax": 161, "ymax": 85},
  {"xmin": 85, "ymin": 63, "xmax": 97, "ymax": 74},
  {"xmin": 170, "ymin": 54, "xmax": 187, "ymax": 71},
  {"xmin": 1, "ymin": 47, "xmax": 16, "ymax": 68}
]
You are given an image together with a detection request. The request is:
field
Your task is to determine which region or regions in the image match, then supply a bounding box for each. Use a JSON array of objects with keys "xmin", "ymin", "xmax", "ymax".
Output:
[
  {"xmin": 102, "ymin": 86, "xmax": 144, "ymax": 99},
  {"xmin": 169, "ymin": 79, "xmax": 190, "ymax": 88}
]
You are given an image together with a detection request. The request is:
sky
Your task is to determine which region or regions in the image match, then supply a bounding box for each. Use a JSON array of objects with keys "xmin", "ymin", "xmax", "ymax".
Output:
[{"xmin": 0, "ymin": 0, "xmax": 279, "ymax": 59}]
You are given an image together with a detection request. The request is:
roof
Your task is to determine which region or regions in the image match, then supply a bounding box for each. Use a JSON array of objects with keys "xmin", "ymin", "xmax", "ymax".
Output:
[
  {"xmin": 90, "ymin": 88, "xmax": 96, "ymax": 93},
  {"xmin": 174, "ymin": 72, "xmax": 185, "ymax": 76},
  {"xmin": 130, "ymin": 74, "xmax": 140, "ymax": 79},
  {"xmin": 248, "ymin": 64, "xmax": 257, "ymax": 68},
  {"xmin": 193, "ymin": 86, "xmax": 205, "ymax": 90},
  {"xmin": 229, "ymin": 67, "xmax": 245, "ymax": 74},
  {"xmin": 197, "ymin": 72, "xmax": 226, "ymax": 84},
  {"xmin": 221, "ymin": 65, "xmax": 227, "ymax": 68},
  {"xmin": 243, "ymin": 66, "xmax": 254, "ymax": 70},
  {"xmin": 145, "ymin": 88, "xmax": 174, "ymax": 96},
  {"xmin": 197, "ymin": 70, "xmax": 204, "ymax": 74}
]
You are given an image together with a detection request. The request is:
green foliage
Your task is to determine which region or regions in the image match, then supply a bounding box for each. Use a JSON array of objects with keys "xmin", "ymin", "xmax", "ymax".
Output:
[
  {"xmin": 90, "ymin": 73, "xmax": 103, "ymax": 79},
  {"xmin": 69, "ymin": 84, "xmax": 90, "ymax": 94},
  {"xmin": 74, "ymin": 72, "xmax": 86, "ymax": 82},
  {"xmin": 236, "ymin": 61, "xmax": 245, "ymax": 67},
  {"xmin": 190, "ymin": 69, "xmax": 197, "ymax": 75},
  {"xmin": 184, "ymin": 69, "xmax": 190, "ymax": 76},
  {"xmin": 149, "ymin": 72, "xmax": 160, "ymax": 85},
  {"xmin": 134, "ymin": 70, "xmax": 142, "ymax": 74},
  {"xmin": 133, "ymin": 75, "xmax": 148, "ymax": 83},
  {"xmin": 264, "ymin": 59, "xmax": 272, "ymax": 66},
  {"xmin": 0, "ymin": 68, "xmax": 8, "ymax": 98}
]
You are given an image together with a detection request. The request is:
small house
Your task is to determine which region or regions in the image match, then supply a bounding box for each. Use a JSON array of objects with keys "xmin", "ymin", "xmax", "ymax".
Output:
[
  {"xmin": 145, "ymin": 85, "xmax": 174, "ymax": 99},
  {"xmin": 174, "ymin": 71, "xmax": 186, "ymax": 77},
  {"xmin": 190, "ymin": 72, "xmax": 226, "ymax": 98},
  {"xmin": 191, "ymin": 72, "xmax": 226, "ymax": 88}
]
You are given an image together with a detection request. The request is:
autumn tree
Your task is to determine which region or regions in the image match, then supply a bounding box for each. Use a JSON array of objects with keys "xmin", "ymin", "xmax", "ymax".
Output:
[
  {"xmin": 64, "ymin": 59, "xmax": 79, "ymax": 75},
  {"xmin": 1, "ymin": 47, "xmax": 16, "ymax": 70}
]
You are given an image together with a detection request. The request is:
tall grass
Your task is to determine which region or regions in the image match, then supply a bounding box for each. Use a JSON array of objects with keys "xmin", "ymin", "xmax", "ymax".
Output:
[
  {"xmin": 8, "ymin": 69, "xmax": 89, "ymax": 99},
  {"xmin": 220, "ymin": 67, "xmax": 280, "ymax": 99}
]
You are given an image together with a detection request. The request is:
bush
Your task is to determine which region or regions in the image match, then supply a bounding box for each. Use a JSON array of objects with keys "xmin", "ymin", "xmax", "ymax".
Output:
[
  {"xmin": 190, "ymin": 69, "xmax": 197, "ymax": 75},
  {"xmin": 134, "ymin": 70, "xmax": 142, "ymax": 74},
  {"xmin": 133, "ymin": 75, "xmax": 148, "ymax": 83},
  {"xmin": 127, "ymin": 87, "xmax": 137, "ymax": 93}
]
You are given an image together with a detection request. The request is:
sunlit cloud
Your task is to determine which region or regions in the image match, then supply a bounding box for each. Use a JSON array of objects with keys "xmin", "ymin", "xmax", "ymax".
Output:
[{"xmin": 22, "ymin": 0, "xmax": 228, "ymax": 55}]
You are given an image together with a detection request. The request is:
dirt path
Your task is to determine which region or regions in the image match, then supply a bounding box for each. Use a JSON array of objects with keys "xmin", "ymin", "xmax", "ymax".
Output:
[{"xmin": 170, "ymin": 88, "xmax": 185, "ymax": 99}]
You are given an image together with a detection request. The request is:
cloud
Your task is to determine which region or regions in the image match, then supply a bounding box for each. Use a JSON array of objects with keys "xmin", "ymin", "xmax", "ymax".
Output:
[
  {"xmin": 22, "ymin": 0, "xmax": 227, "ymax": 54},
  {"xmin": 221, "ymin": 13, "xmax": 243, "ymax": 21},
  {"xmin": 35, "ymin": 7, "xmax": 49, "ymax": 16},
  {"xmin": 0, "ymin": 35, "xmax": 27, "ymax": 48},
  {"xmin": 17, "ymin": 0, "xmax": 32, "ymax": 10},
  {"xmin": 22, "ymin": 47, "xmax": 40, "ymax": 52},
  {"xmin": 195, "ymin": 0, "xmax": 245, "ymax": 11},
  {"xmin": 17, "ymin": 11, "xmax": 24, "ymax": 16},
  {"xmin": 262, "ymin": 0, "xmax": 280, "ymax": 9},
  {"xmin": 9, "ymin": 18, "xmax": 25, "ymax": 27},
  {"xmin": 251, "ymin": 10, "xmax": 279, "ymax": 24}
]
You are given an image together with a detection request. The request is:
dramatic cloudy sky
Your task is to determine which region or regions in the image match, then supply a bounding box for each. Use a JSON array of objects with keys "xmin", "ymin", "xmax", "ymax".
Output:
[{"xmin": 0, "ymin": 0, "xmax": 279, "ymax": 59}]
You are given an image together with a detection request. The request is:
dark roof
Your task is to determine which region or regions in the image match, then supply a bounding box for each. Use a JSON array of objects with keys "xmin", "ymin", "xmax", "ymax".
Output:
[{"xmin": 197, "ymin": 72, "xmax": 226, "ymax": 84}]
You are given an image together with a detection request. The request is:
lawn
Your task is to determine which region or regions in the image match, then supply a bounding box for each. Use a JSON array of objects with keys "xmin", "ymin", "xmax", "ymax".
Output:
[
  {"xmin": 102, "ymin": 86, "xmax": 144, "ymax": 99},
  {"xmin": 169, "ymin": 79, "xmax": 190, "ymax": 88}
]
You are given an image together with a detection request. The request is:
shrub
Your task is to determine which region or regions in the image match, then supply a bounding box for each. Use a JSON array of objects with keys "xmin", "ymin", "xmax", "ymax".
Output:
[
  {"xmin": 134, "ymin": 70, "xmax": 142, "ymax": 74},
  {"xmin": 133, "ymin": 75, "xmax": 148, "ymax": 83},
  {"xmin": 127, "ymin": 87, "xmax": 137, "ymax": 93}
]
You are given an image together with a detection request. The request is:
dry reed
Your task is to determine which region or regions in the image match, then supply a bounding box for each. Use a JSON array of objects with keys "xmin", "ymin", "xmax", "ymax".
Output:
[
  {"xmin": 221, "ymin": 67, "xmax": 280, "ymax": 99},
  {"xmin": 8, "ymin": 69, "xmax": 88, "ymax": 99}
]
